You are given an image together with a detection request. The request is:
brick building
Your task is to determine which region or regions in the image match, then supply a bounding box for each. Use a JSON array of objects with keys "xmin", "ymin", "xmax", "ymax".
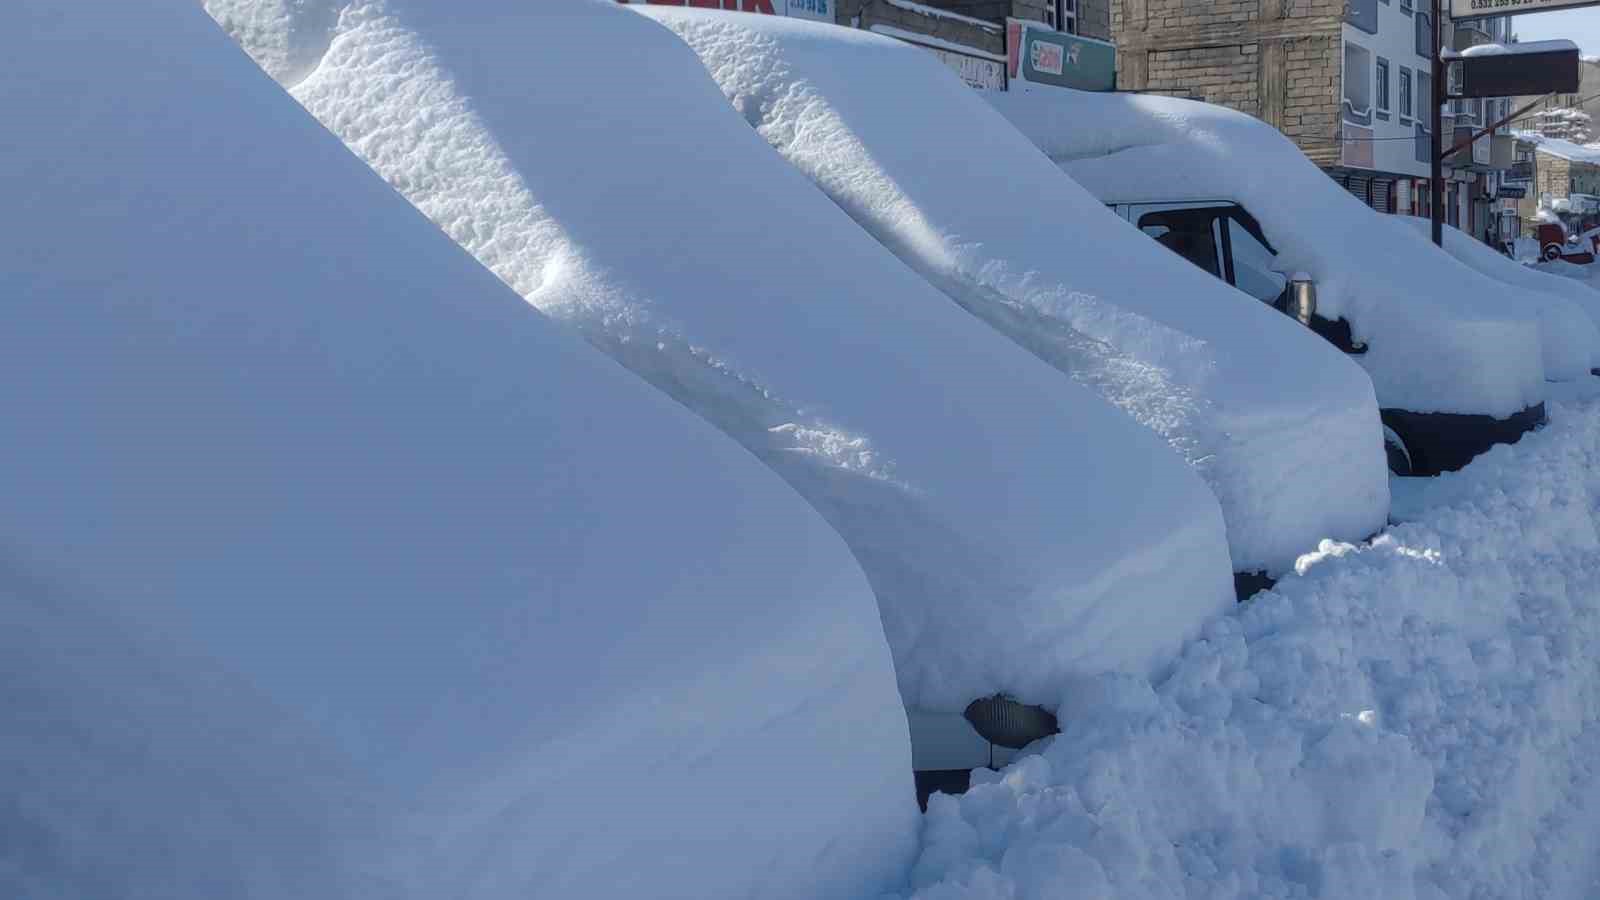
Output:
[
  {"xmin": 1109, "ymin": 0, "xmax": 1517, "ymax": 242},
  {"xmin": 1512, "ymin": 135, "xmax": 1600, "ymax": 233}
]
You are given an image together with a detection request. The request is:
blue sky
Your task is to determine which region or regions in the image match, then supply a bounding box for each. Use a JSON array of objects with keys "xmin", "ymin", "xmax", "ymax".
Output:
[{"xmin": 1512, "ymin": 7, "xmax": 1600, "ymax": 56}]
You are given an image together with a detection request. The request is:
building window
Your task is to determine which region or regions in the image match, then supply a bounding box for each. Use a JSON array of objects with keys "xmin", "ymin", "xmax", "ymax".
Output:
[
  {"xmin": 1418, "ymin": 71, "xmax": 1432, "ymax": 131},
  {"xmin": 1376, "ymin": 58, "xmax": 1391, "ymax": 114},
  {"xmin": 1399, "ymin": 67, "xmax": 1413, "ymax": 121},
  {"xmin": 1344, "ymin": 42, "xmax": 1373, "ymax": 124},
  {"xmin": 1051, "ymin": 0, "xmax": 1076, "ymax": 34}
]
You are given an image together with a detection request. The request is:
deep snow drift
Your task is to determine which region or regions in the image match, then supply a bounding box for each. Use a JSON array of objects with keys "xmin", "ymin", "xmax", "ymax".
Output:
[
  {"xmin": 1394, "ymin": 217, "xmax": 1600, "ymax": 378},
  {"xmin": 209, "ymin": 0, "xmax": 1237, "ymax": 712},
  {"xmin": 901, "ymin": 381, "xmax": 1600, "ymax": 899},
  {"xmin": 2, "ymin": 2, "xmax": 918, "ymax": 897},
  {"xmin": 648, "ymin": 12, "xmax": 1389, "ymax": 576},
  {"xmin": 989, "ymin": 90, "xmax": 1548, "ymax": 417}
]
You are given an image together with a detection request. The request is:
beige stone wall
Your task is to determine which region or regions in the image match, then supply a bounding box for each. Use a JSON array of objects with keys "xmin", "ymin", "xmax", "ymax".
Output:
[
  {"xmin": 1144, "ymin": 43, "xmax": 1260, "ymax": 111},
  {"xmin": 1112, "ymin": 0, "xmax": 1344, "ymax": 166},
  {"xmin": 1537, "ymin": 154, "xmax": 1571, "ymax": 202}
]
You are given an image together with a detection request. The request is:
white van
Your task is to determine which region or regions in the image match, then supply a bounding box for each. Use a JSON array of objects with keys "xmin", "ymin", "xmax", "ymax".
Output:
[{"xmin": 1105, "ymin": 197, "xmax": 1544, "ymax": 474}]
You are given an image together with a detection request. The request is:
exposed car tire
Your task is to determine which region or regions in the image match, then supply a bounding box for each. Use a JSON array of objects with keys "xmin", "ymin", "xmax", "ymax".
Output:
[
  {"xmin": 1384, "ymin": 425, "xmax": 1414, "ymax": 477},
  {"xmin": 1544, "ymin": 243, "xmax": 1564, "ymax": 261}
]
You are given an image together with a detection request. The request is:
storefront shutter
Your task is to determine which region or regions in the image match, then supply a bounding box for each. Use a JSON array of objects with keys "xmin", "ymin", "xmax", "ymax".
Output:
[{"xmin": 1371, "ymin": 179, "xmax": 1392, "ymax": 213}]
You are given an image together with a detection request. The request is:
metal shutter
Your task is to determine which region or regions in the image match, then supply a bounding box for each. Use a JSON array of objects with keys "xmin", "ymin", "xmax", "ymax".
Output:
[
  {"xmin": 1371, "ymin": 179, "xmax": 1392, "ymax": 213},
  {"xmin": 1345, "ymin": 176, "xmax": 1372, "ymax": 205}
]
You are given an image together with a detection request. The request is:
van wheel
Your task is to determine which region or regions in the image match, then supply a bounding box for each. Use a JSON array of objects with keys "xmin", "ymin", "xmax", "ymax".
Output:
[
  {"xmin": 1544, "ymin": 243, "xmax": 1564, "ymax": 261},
  {"xmin": 1384, "ymin": 425, "xmax": 1414, "ymax": 476}
]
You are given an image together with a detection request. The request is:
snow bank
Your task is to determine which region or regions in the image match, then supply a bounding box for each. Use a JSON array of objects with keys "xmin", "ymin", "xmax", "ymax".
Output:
[
  {"xmin": 1541, "ymin": 258, "xmax": 1600, "ymax": 286},
  {"xmin": 1518, "ymin": 131, "xmax": 1600, "ymax": 165},
  {"xmin": 901, "ymin": 387, "xmax": 1600, "ymax": 899},
  {"xmin": 3, "ymin": 2, "xmax": 918, "ymax": 897},
  {"xmin": 647, "ymin": 12, "xmax": 1387, "ymax": 576},
  {"xmin": 990, "ymin": 90, "xmax": 1546, "ymax": 418},
  {"xmin": 210, "ymin": 0, "xmax": 1237, "ymax": 712},
  {"xmin": 1394, "ymin": 217, "xmax": 1600, "ymax": 378}
]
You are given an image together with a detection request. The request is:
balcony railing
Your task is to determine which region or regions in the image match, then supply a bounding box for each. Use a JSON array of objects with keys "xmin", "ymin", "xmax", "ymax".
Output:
[{"xmin": 1343, "ymin": 98, "xmax": 1373, "ymax": 126}]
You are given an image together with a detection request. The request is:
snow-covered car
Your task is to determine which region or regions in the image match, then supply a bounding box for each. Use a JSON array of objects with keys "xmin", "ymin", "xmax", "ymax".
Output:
[
  {"xmin": 5, "ymin": 2, "xmax": 920, "ymax": 897},
  {"xmin": 987, "ymin": 90, "xmax": 1557, "ymax": 475},
  {"xmin": 649, "ymin": 11, "xmax": 1389, "ymax": 579},
  {"xmin": 1393, "ymin": 217, "xmax": 1600, "ymax": 379},
  {"xmin": 207, "ymin": 0, "xmax": 1239, "ymax": 797}
]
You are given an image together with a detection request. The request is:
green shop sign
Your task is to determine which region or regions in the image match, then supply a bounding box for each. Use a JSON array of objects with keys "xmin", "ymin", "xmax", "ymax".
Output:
[{"xmin": 1005, "ymin": 19, "xmax": 1116, "ymax": 92}]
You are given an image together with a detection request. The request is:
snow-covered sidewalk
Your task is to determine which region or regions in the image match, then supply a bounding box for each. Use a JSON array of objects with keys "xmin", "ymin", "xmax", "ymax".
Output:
[{"xmin": 903, "ymin": 381, "xmax": 1600, "ymax": 899}]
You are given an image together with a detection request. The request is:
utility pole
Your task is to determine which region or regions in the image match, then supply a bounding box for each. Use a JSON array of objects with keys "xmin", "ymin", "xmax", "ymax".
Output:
[{"xmin": 1431, "ymin": 0, "xmax": 1444, "ymax": 246}]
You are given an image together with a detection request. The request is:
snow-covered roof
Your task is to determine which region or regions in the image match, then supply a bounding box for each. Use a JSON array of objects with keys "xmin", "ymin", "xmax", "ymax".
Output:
[
  {"xmin": 987, "ymin": 89, "xmax": 1553, "ymax": 412},
  {"xmin": 648, "ymin": 10, "xmax": 1390, "ymax": 576},
  {"xmin": 5, "ymin": 1, "xmax": 919, "ymax": 896},
  {"xmin": 1516, "ymin": 131, "xmax": 1600, "ymax": 164},
  {"xmin": 211, "ymin": 0, "xmax": 1237, "ymax": 714}
]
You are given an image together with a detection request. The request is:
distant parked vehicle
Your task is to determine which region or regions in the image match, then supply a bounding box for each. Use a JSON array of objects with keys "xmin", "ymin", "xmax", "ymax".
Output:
[{"xmin": 1537, "ymin": 222, "xmax": 1595, "ymax": 264}]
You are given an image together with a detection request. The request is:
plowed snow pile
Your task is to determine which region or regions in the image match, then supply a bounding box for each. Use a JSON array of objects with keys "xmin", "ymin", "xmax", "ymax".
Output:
[
  {"xmin": 989, "ymin": 90, "xmax": 1552, "ymax": 413},
  {"xmin": 2, "ymin": 2, "xmax": 916, "ymax": 897},
  {"xmin": 648, "ymin": 12, "xmax": 1388, "ymax": 576},
  {"xmin": 208, "ymin": 0, "xmax": 1237, "ymax": 713},
  {"xmin": 900, "ymin": 382, "xmax": 1600, "ymax": 899}
]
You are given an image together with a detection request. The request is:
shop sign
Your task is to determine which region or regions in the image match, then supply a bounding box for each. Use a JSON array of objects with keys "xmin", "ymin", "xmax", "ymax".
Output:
[{"xmin": 1005, "ymin": 18, "xmax": 1115, "ymax": 92}]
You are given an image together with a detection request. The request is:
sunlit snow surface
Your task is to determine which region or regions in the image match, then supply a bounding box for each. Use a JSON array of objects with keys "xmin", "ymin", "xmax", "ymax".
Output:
[
  {"xmin": 2, "ymin": 2, "xmax": 917, "ymax": 897},
  {"xmin": 990, "ymin": 90, "xmax": 1553, "ymax": 418},
  {"xmin": 903, "ymin": 379, "xmax": 1600, "ymax": 900},
  {"xmin": 206, "ymin": 0, "xmax": 1237, "ymax": 712},
  {"xmin": 646, "ymin": 11, "xmax": 1388, "ymax": 576},
  {"xmin": 1392, "ymin": 218, "xmax": 1600, "ymax": 380}
]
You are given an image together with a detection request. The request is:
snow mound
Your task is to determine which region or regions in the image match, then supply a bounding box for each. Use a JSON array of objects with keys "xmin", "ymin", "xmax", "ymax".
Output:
[
  {"xmin": 902, "ymin": 388, "xmax": 1600, "ymax": 899},
  {"xmin": 213, "ymin": 0, "xmax": 1237, "ymax": 712},
  {"xmin": 1394, "ymin": 218, "xmax": 1600, "ymax": 379},
  {"xmin": 990, "ymin": 90, "xmax": 1547, "ymax": 418},
  {"xmin": 202, "ymin": 0, "xmax": 342, "ymax": 84},
  {"xmin": 1540, "ymin": 258, "xmax": 1600, "ymax": 289},
  {"xmin": 647, "ymin": 11, "xmax": 1388, "ymax": 576},
  {"xmin": 3, "ymin": 2, "xmax": 917, "ymax": 897}
]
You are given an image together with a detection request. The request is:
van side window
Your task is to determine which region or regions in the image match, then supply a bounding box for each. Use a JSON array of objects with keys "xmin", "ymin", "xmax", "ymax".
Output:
[
  {"xmin": 1225, "ymin": 217, "xmax": 1288, "ymax": 304},
  {"xmin": 1137, "ymin": 209, "xmax": 1222, "ymax": 278}
]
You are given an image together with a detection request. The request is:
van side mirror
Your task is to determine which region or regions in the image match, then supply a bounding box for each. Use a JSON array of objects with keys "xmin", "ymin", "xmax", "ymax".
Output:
[{"xmin": 1285, "ymin": 274, "xmax": 1317, "ymax": 326}]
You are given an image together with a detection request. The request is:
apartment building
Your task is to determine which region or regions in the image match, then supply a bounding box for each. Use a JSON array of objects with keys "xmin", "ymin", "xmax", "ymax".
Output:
[
  {"xmin": 1511, "ymin": 57, "xmax": 1599, "ymax": 143},
  {"xmin": 1111, "ymin": 0, "xmax": 1516, "ymax": 242},
  {"xmin": 1509, "ymin": 135, "xmax": 1600, "ymax": 233}
]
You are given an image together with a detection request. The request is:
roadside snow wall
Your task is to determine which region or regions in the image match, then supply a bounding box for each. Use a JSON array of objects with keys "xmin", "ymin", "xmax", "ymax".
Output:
[
  {"xmin": 209, "ymin": 0, "xmax": 1238, "ymax": 712},
  {"xmin": 989, "ymin": 90, "xmax": 1547, "ymax": 418},
  {"xmin": 1395, "ymin": 217, "xmax": 1600, "ymax": 376},
  {"xmin": 2, "ymin": 2, "xmax": 916, "ymax": 897},
  {"xmin": 648, "ymin": 12, "xmax": 1389, "ymax": 576},
  {"xmin": 899, "ymin": 382, "xmax": 1600, "ymax": 899}
]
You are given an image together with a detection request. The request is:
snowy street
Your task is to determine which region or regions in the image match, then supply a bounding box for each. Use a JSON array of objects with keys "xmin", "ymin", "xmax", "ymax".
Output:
[
  {"xmin": 12, "ymin": 2, "xmax": 1600, "ymax": 898},
  {"xmin": 906, "ymin": 380, "xmax": 1600, "ymax": 899}
]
